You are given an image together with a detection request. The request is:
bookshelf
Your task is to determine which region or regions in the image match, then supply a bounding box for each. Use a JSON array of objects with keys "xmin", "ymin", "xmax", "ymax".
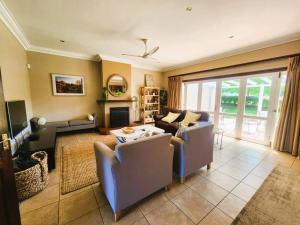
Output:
[{"xmin": 140, "ymin": 87, "xmax": 160, "ymax": 124}]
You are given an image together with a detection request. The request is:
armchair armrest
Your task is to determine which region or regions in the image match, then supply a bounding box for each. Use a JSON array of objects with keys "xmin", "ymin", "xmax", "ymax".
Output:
[{"xmin": 94, "ymin": 142, "xmax": 119, "ymax": 176}]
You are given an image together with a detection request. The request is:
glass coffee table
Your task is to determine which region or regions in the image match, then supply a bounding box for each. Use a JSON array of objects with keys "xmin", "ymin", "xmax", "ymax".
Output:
[{"xmin": 110, "ymin": 124, "xmax": 165, "ymax": 143}]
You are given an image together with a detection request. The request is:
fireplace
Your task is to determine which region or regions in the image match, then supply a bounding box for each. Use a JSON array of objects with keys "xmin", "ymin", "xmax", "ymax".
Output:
[{"xmin": 110, "ymin": 107, "xmax": 129, "ymax": 128}]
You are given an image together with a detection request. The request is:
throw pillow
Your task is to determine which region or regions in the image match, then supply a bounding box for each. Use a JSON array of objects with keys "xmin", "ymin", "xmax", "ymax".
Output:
[
  {"xmin": 161, "ymin": 112, "xmax": 180, "ymax": 123},
  {"xmin": 181, "ymin": 111, "xmax": 201, "ymax": 126},
  {"xmin": 87, "ymin": 114, "xmax": 94, "ymax": 121}
]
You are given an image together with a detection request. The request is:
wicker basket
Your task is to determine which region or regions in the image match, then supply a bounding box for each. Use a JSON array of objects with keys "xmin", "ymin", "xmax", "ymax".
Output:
[{"xmin": 14, "ymin": 151, "xmax": 49, "ymax": 201}]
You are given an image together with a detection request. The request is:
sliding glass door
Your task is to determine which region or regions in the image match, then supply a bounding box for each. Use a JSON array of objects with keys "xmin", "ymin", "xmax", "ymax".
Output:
[
  {"xmin": 182, "ymin": 71, "xmax": 287, "ymax": 145},
  {"xmin": 218, "ymin": 79, "xmax": 240, "ymax": 136}
]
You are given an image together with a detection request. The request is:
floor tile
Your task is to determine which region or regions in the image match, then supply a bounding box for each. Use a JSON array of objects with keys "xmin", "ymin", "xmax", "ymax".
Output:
[
  {"xmin": 139, "ymin": 192, "xmax": 168, "ymax": 215},
  {"xmin": 242, "ymin": 174, "xmax": 265, "ymax": 189},
  {"xmin": 20, "ymin": 184, "xmax": 59, "ymax": 215},
  {"xmin": 59, "ymin": 189, "xmax": 98, "ymax": 224},
  {"xmin": 92, "ymin": 183, "xmax": 109, "ymax": 207},
  {"xmin": 145, "ymin": 201, "xmax": 193, "ymax": 225},
  {"xmin": 198, "ymin": 208, "xmax": 233, "ymax": 225},
  {"xmin": 131, "ymin": 217, "xmax": 150, "ymax": 225},
  {"xmin": 165, "ymin": 181, "xmax": 187, "ymax": 199},
  {"xmin": 226, "ymin": 158, "xmax": 256, "ymax": 172},
  {"xmin": 217, "ymin": 194, "xmax": 246, "ymax": 219},
  {"xmin": 65, "ymin": 209, "xmax": 103, "ymax": 225},
  {"xmin": 100, "ymin": 205, "xmax": 143, "ymax": 225},
  {"xmin": 172, "ymin": 189, "xmax": 214, "ymax": 223},
  {"xmin": 217, "ymin": 164, "xmax": 249, "ymax": 180},
  {"xmin": 250, "ymin": 165, "xmax": 273, "ymax": 179},
  {"xmin": 21, "ymin": 202, "xmax": 59, "ymax": 225},
  {"xmin": 231, "ymin": 182, "xmax": 256, "ymax": 202},
  {"xmin": 190, "ymin": 178, "xmax": 228, "ymax": 205},
  {"xmin": 206, "ymin": 171, "xmax": 240, "ymax": 191}
]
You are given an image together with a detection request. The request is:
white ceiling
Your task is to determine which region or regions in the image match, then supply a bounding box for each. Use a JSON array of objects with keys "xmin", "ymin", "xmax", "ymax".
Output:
[{"xmin": 2, "ymin": 0, "xmax": 300, "ymax": 71}]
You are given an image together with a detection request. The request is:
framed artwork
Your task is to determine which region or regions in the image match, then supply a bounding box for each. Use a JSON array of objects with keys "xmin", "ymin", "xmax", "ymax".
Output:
[
  {"xmin": 51, "ymin": 74, "xmax": 85, "ymax": 96},
  {"xmin": 145, "ymin": 74, "xmax": 154, "ymax": 87}
]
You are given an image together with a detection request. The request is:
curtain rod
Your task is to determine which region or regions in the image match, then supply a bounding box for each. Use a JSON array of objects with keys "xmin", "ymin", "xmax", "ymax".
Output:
[{"xmin": 168, "ymin": 53, "xmax": 300, "ymax": 78}]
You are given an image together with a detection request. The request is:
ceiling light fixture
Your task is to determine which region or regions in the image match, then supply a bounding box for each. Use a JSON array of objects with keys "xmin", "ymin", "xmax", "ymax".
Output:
[
  {"xmin": 60, "ymin": 40, "xmax": 65, "ymax": 43},
  {"xmin": 229, "ymin": 35, "xmax": 234, "ymax": 39},
  {"xmin": 186, "ymin": 7, "xmax": 192, "ymax": 12}
]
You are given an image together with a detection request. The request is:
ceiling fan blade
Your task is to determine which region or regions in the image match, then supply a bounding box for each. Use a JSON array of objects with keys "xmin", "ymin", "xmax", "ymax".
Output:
[
  {"xmin": 147, "ymin": 46, "xmax": 159, "ymax": 55},
  {"xmin": 122, "ymin": 53, "xmax": 142, "ymax": 58}
]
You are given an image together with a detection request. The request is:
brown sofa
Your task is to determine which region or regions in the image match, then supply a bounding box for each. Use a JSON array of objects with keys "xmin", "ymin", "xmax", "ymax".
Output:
[{"xmin": 154, "ymin": 108, "xmax": 210, "ymax": 135}]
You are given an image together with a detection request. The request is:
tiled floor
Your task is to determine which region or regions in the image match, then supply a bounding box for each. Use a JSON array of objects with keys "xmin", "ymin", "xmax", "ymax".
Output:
[{"xmin": 20, "ymin": 135, "xmax": 299, "ymax": 225}]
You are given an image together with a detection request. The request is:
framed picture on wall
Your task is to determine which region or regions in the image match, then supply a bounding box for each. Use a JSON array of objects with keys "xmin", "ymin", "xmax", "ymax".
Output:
[
  {"xmin": 51, "ymin": 74, "xmax": 85, "ymax": 96},
  {"xmin": 145, "ymin": 74, "xmax": 154, "ymax": 87}
]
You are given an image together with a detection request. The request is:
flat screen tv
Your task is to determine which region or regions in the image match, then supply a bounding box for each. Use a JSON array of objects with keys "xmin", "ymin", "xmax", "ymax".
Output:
[{"xmin": 6, "ymin": 100, "xmax": 28, "ymax": 138}]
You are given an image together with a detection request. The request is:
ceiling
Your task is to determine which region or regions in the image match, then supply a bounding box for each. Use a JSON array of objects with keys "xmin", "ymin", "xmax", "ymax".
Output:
[{"xmin": 2, "ymin": 0, "xmax": 300, "ymax": 71}]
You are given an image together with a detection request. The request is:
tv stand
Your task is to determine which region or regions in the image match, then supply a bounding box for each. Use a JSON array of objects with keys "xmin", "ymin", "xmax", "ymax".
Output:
[{"xmin": 16, "ymin": 127, "xmax": 57, "ymax": 170}]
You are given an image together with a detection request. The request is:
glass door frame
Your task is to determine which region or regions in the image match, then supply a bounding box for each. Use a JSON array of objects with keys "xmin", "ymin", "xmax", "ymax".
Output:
[{"xmin": 182, "ymin": 70, "xmax": 286, "ymax": 146}]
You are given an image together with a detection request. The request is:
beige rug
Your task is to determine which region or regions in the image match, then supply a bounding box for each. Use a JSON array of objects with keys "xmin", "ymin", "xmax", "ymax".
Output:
[
  {"xmin": 232, "ymin": 166, "xmax": 300, "ymax": 225},
  {"xmin": 59, "ymin": 133, "xmax": 116, "ymax": 194}
]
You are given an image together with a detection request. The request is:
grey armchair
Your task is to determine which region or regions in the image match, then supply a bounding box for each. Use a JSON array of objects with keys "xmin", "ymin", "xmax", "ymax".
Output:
[
  {"xmin": 171, "ymin": 123, "xmax": 214, "ymax": 183},
  {"xmin": 94, "ymin": 133, "xmax": 174, "ymax": 221}
]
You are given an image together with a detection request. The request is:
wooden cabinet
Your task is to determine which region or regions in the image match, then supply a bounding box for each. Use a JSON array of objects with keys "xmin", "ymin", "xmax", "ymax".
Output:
[{"xmin": 140, "ymin": 87, "xmax": 160, "ymax": 124}]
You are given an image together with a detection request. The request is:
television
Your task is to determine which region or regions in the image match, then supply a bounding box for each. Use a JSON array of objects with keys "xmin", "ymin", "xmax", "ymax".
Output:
[{"xmin": 6, "ymin": 100, "xmax": 28, "ymax": 138}]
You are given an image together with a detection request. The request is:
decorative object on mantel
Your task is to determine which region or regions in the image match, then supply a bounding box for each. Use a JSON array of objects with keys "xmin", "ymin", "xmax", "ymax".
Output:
[
  {"xmin": 51, "ymin": 74, "xmax": 85, "ymax": 96},
  {"xmin": 140, "ymin": 87, "xmax": 160, "ymax": 124},
  {"xmin": 102, "ymin": 87, "xmax": 108, "ymax": 101},
  {"xmin": 107, "ymin": 74, "xmax": 128, "ymax": 97},
  {"xmin": 145, "ymin": 74, "xmax": 154, "ymax": 87}
]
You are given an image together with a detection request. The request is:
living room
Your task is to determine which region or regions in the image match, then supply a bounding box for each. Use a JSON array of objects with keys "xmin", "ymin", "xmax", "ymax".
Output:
[{"xmin": 0, "ymin": 1, "xmax": 299, "ymax": 225}]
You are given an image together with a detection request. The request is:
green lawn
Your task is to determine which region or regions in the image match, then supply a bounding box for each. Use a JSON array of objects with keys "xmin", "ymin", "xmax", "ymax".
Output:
[{"xmin": 221, "ymin": 105, "xmax": 259, "ymax": 116}]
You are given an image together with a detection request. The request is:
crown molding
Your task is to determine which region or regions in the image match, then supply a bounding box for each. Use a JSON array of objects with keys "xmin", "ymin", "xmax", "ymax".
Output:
[
  {"xmin": 0, "ymin": 0, "xmax": 30, "ymax": 49},
  {"xmin": 28, "ymin": 45, "xmax": 100, "ymax": 61},
  {"xmin": 99, "ymin": 54, "xmax": 163, "ymax": 72}
]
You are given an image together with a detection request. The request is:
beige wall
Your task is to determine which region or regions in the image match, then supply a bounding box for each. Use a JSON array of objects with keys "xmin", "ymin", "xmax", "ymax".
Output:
[
  {"xmin": 27, "ymin": 52, "xmax": 101, "ymax": 122},
  {"xmin": 0, "ymin": 20, "xmax": 33, "ymax": 119},
  {"xmin": 163, "ymin": 39, "xmax": 300, "ymax": 85}
]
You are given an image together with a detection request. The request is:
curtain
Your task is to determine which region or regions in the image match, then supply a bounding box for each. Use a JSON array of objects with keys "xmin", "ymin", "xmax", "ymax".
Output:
[
  {"xmin": 274, "ymin": 56, "xmax": 300, "ymax": 156},
  {"xmin": 168, "ymin": 76, "xmax": 182, "ymax": 109}
]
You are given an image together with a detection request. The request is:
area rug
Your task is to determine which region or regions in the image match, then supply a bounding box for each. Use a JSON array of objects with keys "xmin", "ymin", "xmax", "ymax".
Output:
[
  {"xmin": 59, "ymin": 133, "xmax": 116, "ymax": 194},
  {"xmin": 232, "ymin": 166, "xmax": 300, "ymax": 225}
]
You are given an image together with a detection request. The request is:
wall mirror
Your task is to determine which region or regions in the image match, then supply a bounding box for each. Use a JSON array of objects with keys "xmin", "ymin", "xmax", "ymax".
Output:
[{"xmin": 107, "ymin": 74, "xmax": 128, "ymax": 97}]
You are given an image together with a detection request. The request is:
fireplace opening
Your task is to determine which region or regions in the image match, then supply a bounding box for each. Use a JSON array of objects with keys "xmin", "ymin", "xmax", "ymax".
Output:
[{"xmin": 110, "ymin": 107, "xmax": 129, "ymax": 128}]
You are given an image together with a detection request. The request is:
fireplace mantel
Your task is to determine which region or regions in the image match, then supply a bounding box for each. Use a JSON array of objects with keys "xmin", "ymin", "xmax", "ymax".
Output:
[{"xmin": 97, "ymin": 99, "xmax": 136, "ymax": 104}]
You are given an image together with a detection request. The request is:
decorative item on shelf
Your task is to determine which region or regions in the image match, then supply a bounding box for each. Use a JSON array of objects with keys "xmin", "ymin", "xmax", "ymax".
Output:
[
  {"xmin": 140, "ymin": 86, "xmax": 160, "ymax": 124},
  {"xmin": 102, "ymin": 87, "xmax": 109, "ymax": 101}
]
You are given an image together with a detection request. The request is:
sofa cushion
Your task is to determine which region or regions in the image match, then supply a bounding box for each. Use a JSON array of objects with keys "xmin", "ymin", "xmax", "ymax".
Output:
[
  {"xmin": 46, "ymin": 121, "xmax": 69, "ymax": 128},
  {"xmin": 162, "ymin": 112, "xmax": 180, "ymax": 123},
  {"xmin": 181, "ymin": 111, "xmax": 201, "ymax": 126},
  {"xmin": 69, "ymin": 119, "xmax": 93, "ymax": 126}
]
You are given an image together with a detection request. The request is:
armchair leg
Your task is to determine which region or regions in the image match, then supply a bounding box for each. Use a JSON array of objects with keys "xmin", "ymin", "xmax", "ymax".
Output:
[
  {"xmin": 165, "ymin": 185, "xmax": 169, "ymax": 191},
  {"xmin": 207, "ymin": 163, "xmax": 211, "ymax": 170},
  {"xmin": 114, "ymin": 211, "xmax": 122, "ymax": 222},
  {"xmin": 180, "ymin": 177, "xmax": 185, "ymax": 184}
]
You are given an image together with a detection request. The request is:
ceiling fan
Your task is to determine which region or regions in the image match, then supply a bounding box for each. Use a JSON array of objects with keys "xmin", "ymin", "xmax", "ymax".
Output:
[{"xmin": 122, "ymin": 39, "xmax": 159, "ymax": 59}]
